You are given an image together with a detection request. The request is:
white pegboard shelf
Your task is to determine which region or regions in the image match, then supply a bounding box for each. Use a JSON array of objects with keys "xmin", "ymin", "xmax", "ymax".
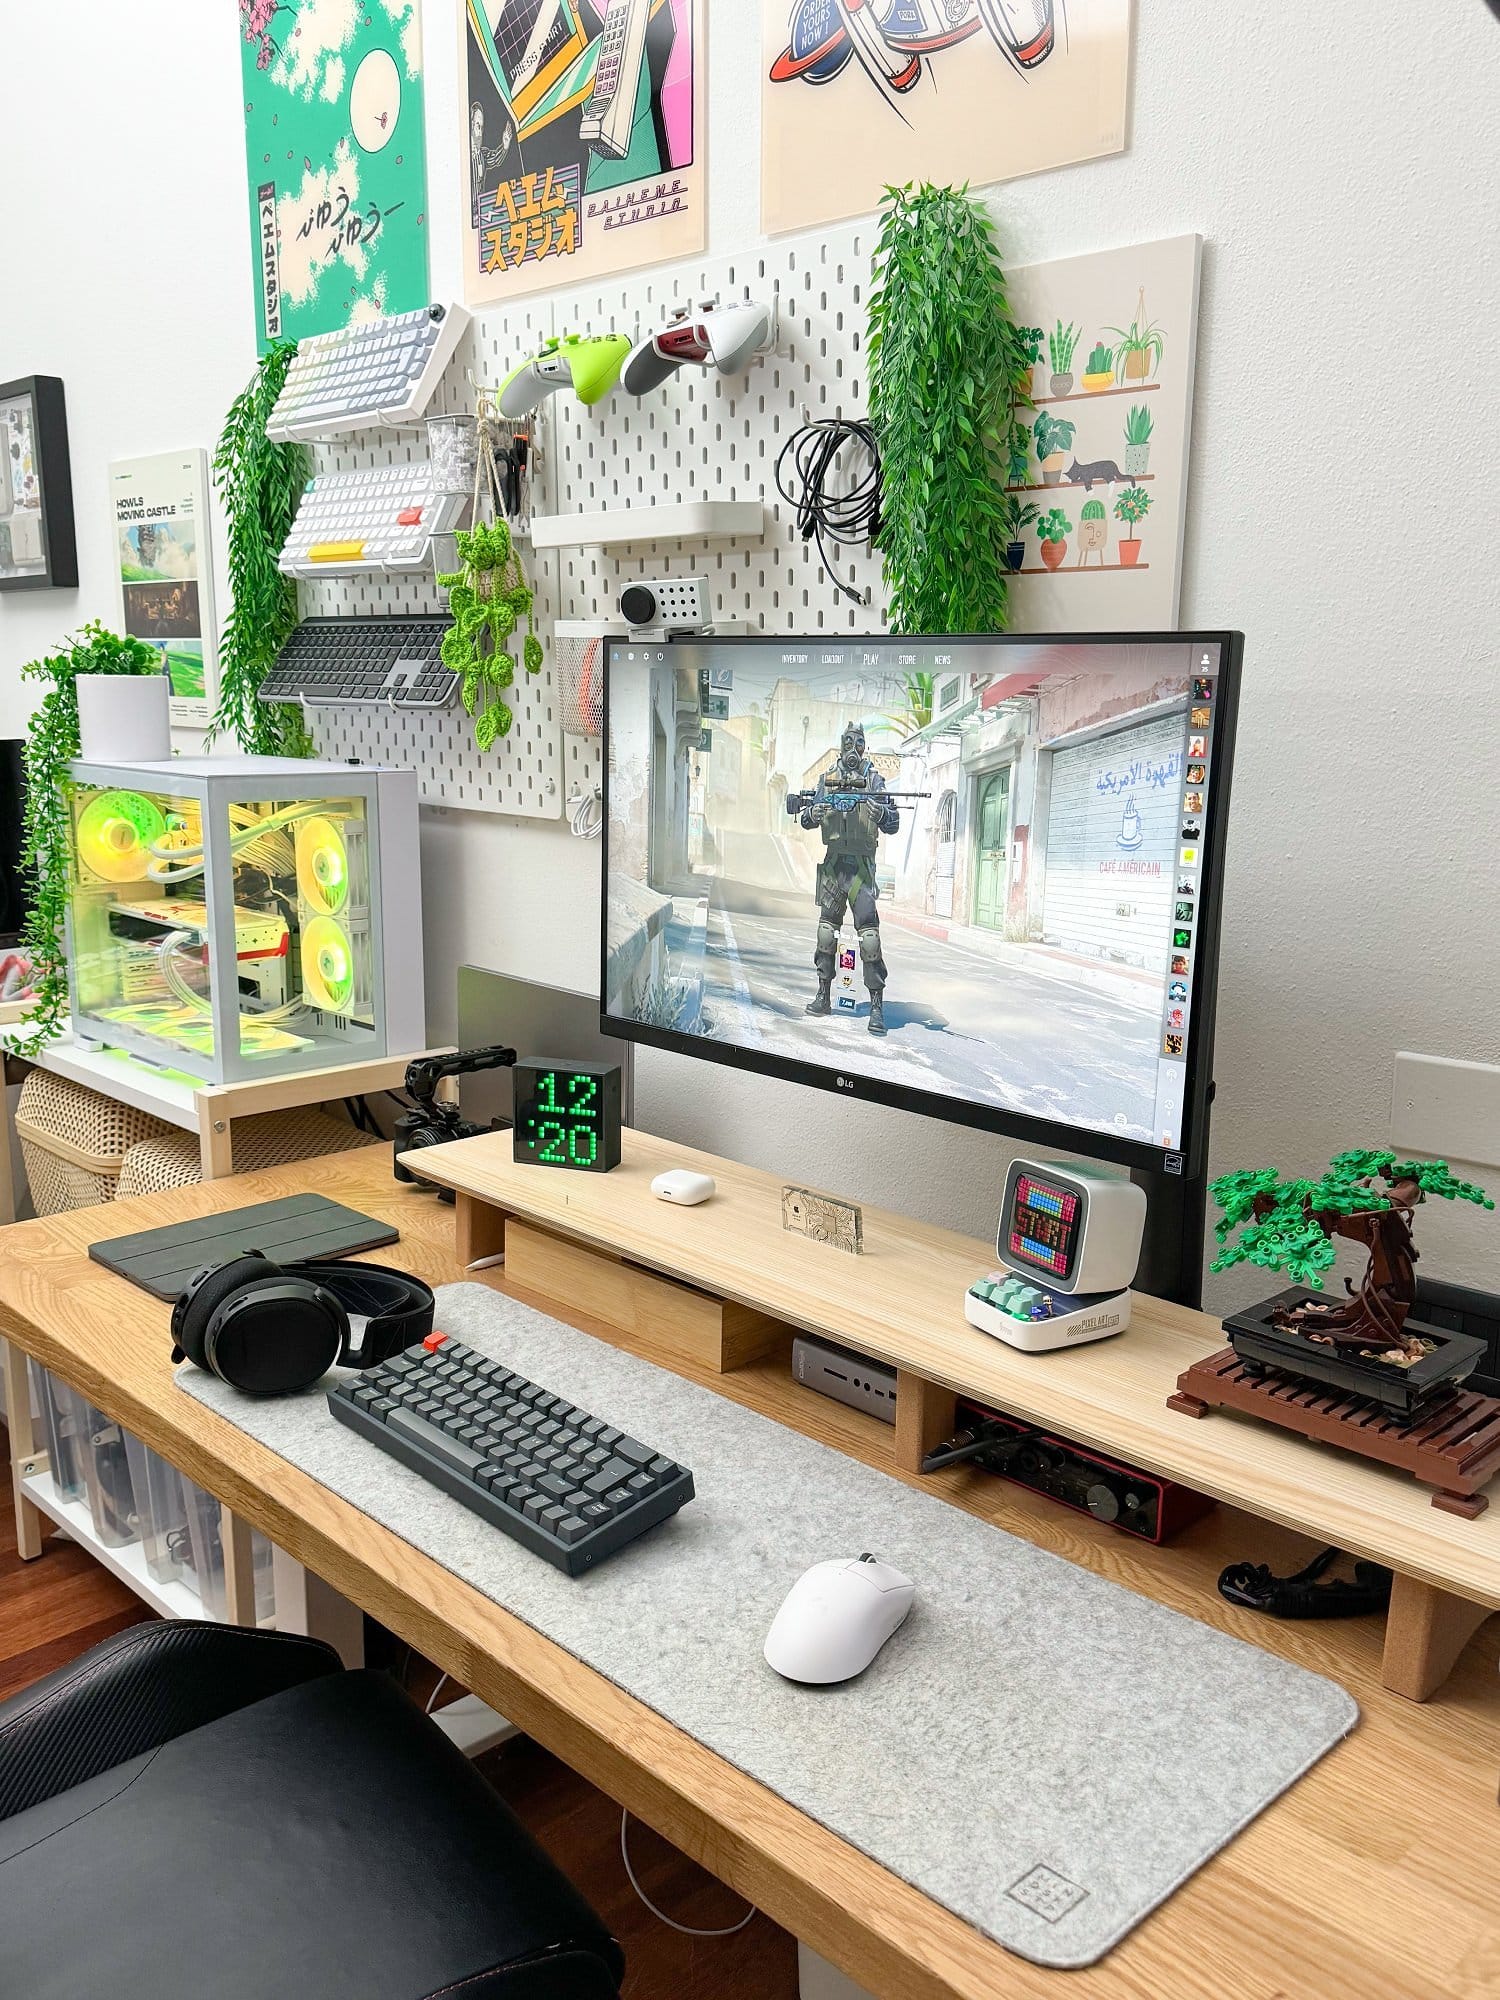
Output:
[{"xmin": 530, "ymin": 500, "xmax": 765, "ymax": 550}]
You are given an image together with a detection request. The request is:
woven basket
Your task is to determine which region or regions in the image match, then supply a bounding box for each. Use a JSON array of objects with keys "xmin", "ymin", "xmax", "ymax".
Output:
[
  {"xmin": 116, "ymin": 1106, "xmax": 381, "ymax": 1200},
  {"xmin": 15, "ymin": 1070, "xmax": 177, "ymax": 1216}
]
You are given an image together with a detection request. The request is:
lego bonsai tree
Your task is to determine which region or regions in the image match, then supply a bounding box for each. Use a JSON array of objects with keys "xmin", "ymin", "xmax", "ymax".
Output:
[{"xmin": 1210, "ymin": 1150, "xmax": 1494, "ymax": 1358}]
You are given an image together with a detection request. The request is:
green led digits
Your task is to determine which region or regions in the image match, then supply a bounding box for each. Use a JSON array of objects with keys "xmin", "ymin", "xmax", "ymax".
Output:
[{"xmin": 513, "ymin": 1059, "xmax": 622, "ymax": 1173}]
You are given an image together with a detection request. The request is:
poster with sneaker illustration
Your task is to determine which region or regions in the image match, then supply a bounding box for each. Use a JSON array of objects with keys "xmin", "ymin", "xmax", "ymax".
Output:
[{"xmin": 761, "ymin": 0, "xmax": 1130, "ymax": 235}]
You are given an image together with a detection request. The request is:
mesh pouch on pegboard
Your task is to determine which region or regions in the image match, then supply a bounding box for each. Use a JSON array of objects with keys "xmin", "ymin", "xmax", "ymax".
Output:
[{"xmin": 555, "ymin": 623, "xmax": 617, "ymax": 739}]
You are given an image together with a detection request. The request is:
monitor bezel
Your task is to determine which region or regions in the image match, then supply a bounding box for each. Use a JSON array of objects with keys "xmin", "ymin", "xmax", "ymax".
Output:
[{"xmin": 600, "ymin": 630, "xmax": 1242, "ymax": 1179}]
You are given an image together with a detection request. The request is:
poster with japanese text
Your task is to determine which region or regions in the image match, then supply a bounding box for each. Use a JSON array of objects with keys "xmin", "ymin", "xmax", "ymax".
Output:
[
  {"xmin": 761, "ymin": 0, "xmax": 1130, "ymax": 234},
  {"xmin": 460, "ymin": 1, "xmax": 705, "ymax": 307},
  {"xmin": 109, "ymin": 453, "xmax": 219, "ymax": 729},
  {"xmin": 240, "ymin": 0, "xmax": 431, "ymax": 353}
]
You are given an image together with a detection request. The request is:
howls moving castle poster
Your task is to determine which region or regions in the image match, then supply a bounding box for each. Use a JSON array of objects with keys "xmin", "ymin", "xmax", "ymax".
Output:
[{"xmin": 461, "ymin": 1, "xmax": 705, "ymax": 305}]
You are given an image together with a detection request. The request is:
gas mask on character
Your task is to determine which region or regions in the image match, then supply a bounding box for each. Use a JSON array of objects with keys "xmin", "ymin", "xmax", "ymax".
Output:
[{"xmin": 838, "ymin": 723, "xmax": 866, "ymax": 780}]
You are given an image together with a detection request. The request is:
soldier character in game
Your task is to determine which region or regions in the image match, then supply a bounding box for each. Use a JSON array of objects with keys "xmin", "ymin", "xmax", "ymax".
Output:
[{"xmin": 796, "ymin": 721, "xmax": 900, "ymax": 1037}]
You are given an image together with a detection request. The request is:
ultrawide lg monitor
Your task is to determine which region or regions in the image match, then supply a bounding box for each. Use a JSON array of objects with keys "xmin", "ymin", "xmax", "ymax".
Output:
[{"xmin": 602, "ymin": 632, "xmax": 1241, "ymax": 1176}]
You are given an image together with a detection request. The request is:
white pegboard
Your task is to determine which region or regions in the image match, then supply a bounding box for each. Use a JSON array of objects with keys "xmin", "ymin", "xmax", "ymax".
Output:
[{"xmin": 294, "ymin": 220, "xmax": 884, "ymax": 816}]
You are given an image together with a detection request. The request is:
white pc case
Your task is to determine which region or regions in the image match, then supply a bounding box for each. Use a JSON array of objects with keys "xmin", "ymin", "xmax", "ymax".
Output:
[{"xmin": 65, "ymin": 756, "xmax": 424, "ymax": 1086}]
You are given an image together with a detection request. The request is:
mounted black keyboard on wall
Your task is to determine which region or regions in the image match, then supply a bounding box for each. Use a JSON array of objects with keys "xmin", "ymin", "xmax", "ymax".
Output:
[
  {"xmin": 327, "ymin": 1335, "xmax": 695, "ymax": 1575},
  {"xmin": 258, "ymin": 617, "xmax": 457, "ymax": 711}
]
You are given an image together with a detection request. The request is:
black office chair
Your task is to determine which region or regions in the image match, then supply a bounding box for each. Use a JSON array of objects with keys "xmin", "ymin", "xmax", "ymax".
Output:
[{"xmin": 0, "ymin": 1621, "xmax": 625, "ymax": 2000}]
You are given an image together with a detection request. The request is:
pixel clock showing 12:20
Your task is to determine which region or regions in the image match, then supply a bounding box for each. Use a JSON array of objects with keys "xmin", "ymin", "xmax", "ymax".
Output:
[{"xmin": 512, "ymin": 1059, "xmax": 623, "ymax": 1173}]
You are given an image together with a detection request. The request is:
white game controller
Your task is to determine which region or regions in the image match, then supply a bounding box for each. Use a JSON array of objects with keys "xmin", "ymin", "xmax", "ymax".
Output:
[
  {"xmin": 621, "ymin": 294, "xmax": 778, "ymax": 397},
  {"xmin": 651, "ymin": 1168, "xmax": 717, "ymax": 1206}
]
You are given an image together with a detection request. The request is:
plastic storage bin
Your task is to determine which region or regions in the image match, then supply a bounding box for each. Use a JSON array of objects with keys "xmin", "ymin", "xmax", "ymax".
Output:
[
  {"xmin": 80, "ymin": 1410, "xmax": 140, "ymax": 1549},
  {"xmin": 27, "ymin": 1358, "xmax": 90, "ymax": 1503},
  {"xmin": 121, "ymin": 1430, "xmax": 192, "ymax": 1587},
  {"xmin": 183, "ymin": 1478, "xmax": 275, "ymax": 1624}
]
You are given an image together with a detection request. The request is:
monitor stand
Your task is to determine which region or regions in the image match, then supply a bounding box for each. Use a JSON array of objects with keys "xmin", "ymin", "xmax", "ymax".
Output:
[
  {"xmin": 1131, "ymin": 1166, "xmax": 1207, "ymax": 1310},
  {"xmin": 1130, "ymin": 1094, "xmax": 1212, "ymax": 1310}
]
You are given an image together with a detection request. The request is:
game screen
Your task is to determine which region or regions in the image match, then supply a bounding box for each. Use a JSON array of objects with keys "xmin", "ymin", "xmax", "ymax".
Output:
[{"xmin": 604, "ymin": 636, "xmax": 1230, "ymax": 1162}]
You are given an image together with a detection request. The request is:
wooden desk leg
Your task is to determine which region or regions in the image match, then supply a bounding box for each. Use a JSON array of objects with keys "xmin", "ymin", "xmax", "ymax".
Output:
[
  {"xmin": 1, "ymin": 1337, "xmax": 45, "ymax": 1560},
  {"xmin": 894, "ymin": 1371, "xmax": 957, "ymax": 1476},
  {"xmin": 223, "ymin": 1506, "xmax": 259, "ymax": 1624},
  {"xmin": 198, "ymin": 1111, "xmax": 234, "ymax": 1180},
  {"xmin": 1381, "ymin": 1573, "xmax": 1494, "ymax": 1701},
  {"xmin": 455, "ymin": 1191, "xmax": 507, "ymax": 1269}
]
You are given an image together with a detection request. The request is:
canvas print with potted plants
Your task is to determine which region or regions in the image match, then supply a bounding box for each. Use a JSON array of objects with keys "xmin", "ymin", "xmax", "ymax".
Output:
[{"xmin": 1001, "ymin": 234, "xmax": 1201, "ymax": 633}]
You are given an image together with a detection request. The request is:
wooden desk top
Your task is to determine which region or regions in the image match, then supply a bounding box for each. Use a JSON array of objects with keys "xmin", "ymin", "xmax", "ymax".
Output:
[{"xmin": 2, "ymin": 1152, "xmax": 1497, "ymax": 2000}]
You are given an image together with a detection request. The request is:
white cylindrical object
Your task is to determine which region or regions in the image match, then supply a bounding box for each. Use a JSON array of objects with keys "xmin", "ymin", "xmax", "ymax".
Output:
[{"xmin": 76, "ymin": 673, "xmax": 172, "ymax": 762}]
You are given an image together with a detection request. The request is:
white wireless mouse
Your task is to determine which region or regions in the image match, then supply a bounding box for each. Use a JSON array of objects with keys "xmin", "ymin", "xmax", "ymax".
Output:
[
  {"xmin": 763, "ymin": 1554, "xmax": 915, "ymax": 1685},
  {"xmin": 651, "ymin": 1168, "xmax": 716, "ymax": 1205}
]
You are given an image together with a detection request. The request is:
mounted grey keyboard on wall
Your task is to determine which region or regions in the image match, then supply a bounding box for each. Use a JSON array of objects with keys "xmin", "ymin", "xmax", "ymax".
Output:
[{"xmin": 266, "ymin": 303, "xmax": 472, "ymax": 441}]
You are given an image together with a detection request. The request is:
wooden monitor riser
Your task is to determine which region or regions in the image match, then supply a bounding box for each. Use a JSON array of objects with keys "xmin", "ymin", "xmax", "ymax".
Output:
[{"xmin": 412, "ymin": 1126, "xmax": 1500, "ymax": 1704}]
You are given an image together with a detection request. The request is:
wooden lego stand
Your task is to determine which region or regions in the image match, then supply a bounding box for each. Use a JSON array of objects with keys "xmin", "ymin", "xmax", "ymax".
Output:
[
  {"xmin": 1170, "ymin": 1349, "xmax": 1500, "ymax": 1518},
  {"xmin": 410, "ymin": 1127, "xmax": 1500, "ymax": 1703}
]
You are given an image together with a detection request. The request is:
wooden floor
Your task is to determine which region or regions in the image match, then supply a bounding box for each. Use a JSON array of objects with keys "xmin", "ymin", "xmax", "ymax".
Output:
[{"xmin": 0, "ymin": 1424, "xmax": 797, "ymax": 2000}]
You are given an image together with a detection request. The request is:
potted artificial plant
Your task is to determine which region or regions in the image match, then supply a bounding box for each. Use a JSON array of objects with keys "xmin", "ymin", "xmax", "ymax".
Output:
[
  {"xmin": 1048, "ymin": 319, "xmax": 1080, "ymax": 397},
  {"xmin": 1033, "ymin": 411, "xmax": 1076, "ymax": 485},
  {"xmin": 210, "ymin": 343, "xmax": 314, "ymax": 756},
  {"xmin": 1082, "ymin": 342, "xmax": 1115, "ymax": 392},
  {"xmin": 1123, "ymin": 403, "xmax": 1153, "ymax": 475},
  {"xmin": 1037, "ymin": 507, "xmax": 1072, "ymax": 569},
  {"xmin": 869, "ymin": 183, "xmax": 1018, "ymax": 634},
  {"xmin": 1002, "ymin": 494, "xmax": 1039, "ymax": 570},
  {"xmin": 1077, "ymin": 498, "xmax": 1108, "ymax": 565},
  {"xmin": 14, "ymin": 623, "xmax": 163, "ymax": 1053},
  {"xmin": 1107, "ymin": 287, "xmax": 1166, "ymax": 383},
  {"xmin": 1112, "ymin": 485, "xmax": 1152, "ymax": 564}
]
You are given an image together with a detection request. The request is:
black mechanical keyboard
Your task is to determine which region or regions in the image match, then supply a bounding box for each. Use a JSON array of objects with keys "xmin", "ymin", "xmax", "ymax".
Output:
[
  {"xmin": 258, "ymin": 616, "xmax": 457, "ymax": 711},
  {"xmin": 327, "ymin": 1335, "xmax": 695, "ymax": 1575}
]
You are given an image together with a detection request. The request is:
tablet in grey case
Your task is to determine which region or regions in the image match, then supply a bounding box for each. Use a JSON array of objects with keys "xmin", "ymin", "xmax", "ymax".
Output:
[{"xmin": 91, "ymin": 1194, "xmax": 400, "ymax": 1299}]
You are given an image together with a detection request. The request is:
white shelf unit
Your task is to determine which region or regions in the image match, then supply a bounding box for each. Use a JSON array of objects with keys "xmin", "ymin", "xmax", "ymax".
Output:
[
  {"xmin": 19, "ymin": 1465, "xmax": 212, "ymax": 1622},
  {"xmin": 529, "ymin": 499, "xmax": 765, "ymax": 551}
]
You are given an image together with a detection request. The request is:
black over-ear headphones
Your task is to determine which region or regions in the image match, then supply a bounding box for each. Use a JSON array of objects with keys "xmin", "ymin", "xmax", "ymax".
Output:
[{"xmin": 171, "ymin": 1252, "xmax": 435, "ymax": 1396}]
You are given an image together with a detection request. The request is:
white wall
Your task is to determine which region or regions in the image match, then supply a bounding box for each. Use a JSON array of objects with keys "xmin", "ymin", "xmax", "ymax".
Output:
[{"xmin": 4, "ymin": 4, "xmax": 1499, "ymax": 1303}]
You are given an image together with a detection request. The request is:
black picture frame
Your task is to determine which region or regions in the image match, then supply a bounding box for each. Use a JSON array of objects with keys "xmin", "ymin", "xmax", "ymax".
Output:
[{"xmin": 0, "ymin": 375, "xmax": 78, "ymax": 591}]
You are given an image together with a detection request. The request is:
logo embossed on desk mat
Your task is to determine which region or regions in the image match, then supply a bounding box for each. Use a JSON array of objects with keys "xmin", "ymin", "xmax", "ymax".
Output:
[{"xmin": 1008, "ymin": 1866, "xmax": 1089, "ymax": 1923}]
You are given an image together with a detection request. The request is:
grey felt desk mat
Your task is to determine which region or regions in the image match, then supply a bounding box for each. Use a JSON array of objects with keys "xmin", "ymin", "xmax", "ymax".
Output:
[{"xmin": 180, "ymin": 1283, "xmax": 1357, "ymax": 1969}]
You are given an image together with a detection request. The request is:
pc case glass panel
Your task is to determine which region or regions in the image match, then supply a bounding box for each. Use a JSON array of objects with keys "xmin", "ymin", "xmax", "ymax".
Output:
[
  {"xmin": 66, "ymin": 758, "xmax": 417, "ymax": 1086},
  {"xmin": 221, "ymin": 789, "xmax": 379, "ymax": 1068},
  {"xmin": 68, "ymin": 782, "xmax": 221, "ymax": 1070}
]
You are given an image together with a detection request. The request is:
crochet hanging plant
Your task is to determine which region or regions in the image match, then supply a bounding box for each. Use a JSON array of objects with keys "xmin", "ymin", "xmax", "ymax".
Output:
[{"xmin": 437, "ymin": 519, "xmax": 543, "ymax": 752}]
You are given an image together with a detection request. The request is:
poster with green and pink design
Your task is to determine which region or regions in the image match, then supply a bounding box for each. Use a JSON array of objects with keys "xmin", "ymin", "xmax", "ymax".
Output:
[{"xmin": 460, "ymin": 0, "xmax": 705, "ymax": 306}]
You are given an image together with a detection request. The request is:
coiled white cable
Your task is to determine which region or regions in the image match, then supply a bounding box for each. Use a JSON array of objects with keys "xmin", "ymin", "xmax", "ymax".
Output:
[{"xmin": 619, "ymin": 1810, "xmax": 757, "ymax": 1939}]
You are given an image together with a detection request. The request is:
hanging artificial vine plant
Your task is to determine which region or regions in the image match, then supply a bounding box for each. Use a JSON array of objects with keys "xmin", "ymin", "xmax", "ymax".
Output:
[
  {"xmin": 437, "ymin": 517, "xmax": 543, "ymax": 751},
  {"xmin": 210, "ymin": 342, "xmax": 313, "ymax": 756},
  {"xmin": 868, "ymin": 183, "xmax": 1020, "ymax": 635},
  {"xmin": 14, "ymin": 623, "xmax": 162, "ymax": 1053}
]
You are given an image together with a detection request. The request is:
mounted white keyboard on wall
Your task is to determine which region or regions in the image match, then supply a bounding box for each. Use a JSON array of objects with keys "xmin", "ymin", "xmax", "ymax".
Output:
[
  {"xmin": 277, "ymin": 462, "xmax": 469, "ymax": 578},
  {"xmin": 266, "ymin": 303, "xmax": 472, "ymax": 441}
]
